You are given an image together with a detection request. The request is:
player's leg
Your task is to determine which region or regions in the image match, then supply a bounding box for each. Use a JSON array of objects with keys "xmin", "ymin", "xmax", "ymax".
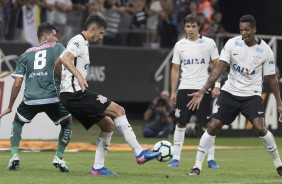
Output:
[
  {"xmin": 197, "ymin": 92, "xmax": 219, "ymax": 169},
  {"xmin": 91, "ymin": 116, "xmax": 117, "ymax": 175},
  {"xmin": 8, "ymin": 103, "xmax": 37, "ymax": 171},
  {"xmin": 252, "ymin": 117, "xmax": 282, "ymax": 175},
  {"xmin": 189, "ymin": 91, "xmax": 239, "ymax": 175},
  {"xmin": 8, "ymin": 117, "xmax": 23, "ymax": 171},
  {"xmin": 241, "ymin": 95, "xmax": 282, "ymax": 176},
  {"xmin": 104, "ymin": 101, "xmax": 161, "ymax": 164},
  {"xmin": 168, "ymin": 89, "xmax": 192, "ymax": 167},
  {"xmin": 46, "ymin": 103, "xmax": 72, "ymax": 172},
  {"xmin": 189, "ymin": 119, "xmax": 223, "ymax": 175}
]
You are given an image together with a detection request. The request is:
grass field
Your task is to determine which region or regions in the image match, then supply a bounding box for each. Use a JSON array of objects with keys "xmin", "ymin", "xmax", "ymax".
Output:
[{"xmin": 1, "ymin": 120, "xmax": 282, "ymax": 184}]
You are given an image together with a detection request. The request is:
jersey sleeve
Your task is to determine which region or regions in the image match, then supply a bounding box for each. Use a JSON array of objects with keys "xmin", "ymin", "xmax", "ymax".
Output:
[
  {"xmin": 209, "ymin": 39, "xmax": 219, "ymax": 60},
  {"xmin": 263, "ymin": 48, "xmax": 276, "ymax": 76},
  {"xmin": 172, "ymin": 43, "xmax": 181, "ymax": 65},
  {"xmin": 219, "ymin": 39, "xmax": 233, "ymax": 64},
  {"xmin": 11, "ymin": 53, "xmax": 26, "ymax": 78},
  {"xmin": 65, "ymin": 37, "xmax": 82, "ymax": 57}
]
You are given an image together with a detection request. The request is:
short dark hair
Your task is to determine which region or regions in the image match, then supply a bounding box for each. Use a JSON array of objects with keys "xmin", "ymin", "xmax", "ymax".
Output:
[
  {"xmin": 240, "ymin": 15, "xmax": 256, "ymax": 28},
  {"xmin": 83, "ymin": 15, "xmax": 107, "ymax": 31},
  {"xmin": 184, "ymin": 14, "xmax": 201, "ymax": 27},
  {"xmin": 37, "ymin": 23, "xmax": 57, "ymax": 39}
]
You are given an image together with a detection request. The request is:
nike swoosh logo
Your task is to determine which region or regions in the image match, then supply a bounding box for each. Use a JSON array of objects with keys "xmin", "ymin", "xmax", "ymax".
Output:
[
  {"xmin": 233, "ymin": 53, "xmax": 239, "ymax": 55},
  {"xmin": 258, "ymin": 112, "xmax": 264, "ymax": 114}
]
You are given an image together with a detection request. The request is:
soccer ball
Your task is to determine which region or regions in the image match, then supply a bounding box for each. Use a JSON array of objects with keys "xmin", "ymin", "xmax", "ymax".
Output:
[{"xmin": 153, "ymin": 140, "xmax": 173, "ymax": 162}]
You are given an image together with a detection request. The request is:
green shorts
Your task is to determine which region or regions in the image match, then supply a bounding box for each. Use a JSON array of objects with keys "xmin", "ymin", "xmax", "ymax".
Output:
[{"xmin": 16, "ymin": 101, "xmax": 71, "ymax": 125}]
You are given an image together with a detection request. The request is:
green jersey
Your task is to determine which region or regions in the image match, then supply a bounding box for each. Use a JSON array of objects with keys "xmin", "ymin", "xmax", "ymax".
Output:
[{"xmin": 12, "ymin": 42, "xmax": 65, "ymax": 105}]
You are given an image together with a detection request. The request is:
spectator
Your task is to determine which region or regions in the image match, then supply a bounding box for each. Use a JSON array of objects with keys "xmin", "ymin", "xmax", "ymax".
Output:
[
  {"xmin": 143, "ymin": 90, "xmax": 175, "ymax": 138},
  {"xmin": 145, "ymin": 0, "xmax": 162, "ymax": 48},
  {"xmin": 158, "ymin": 0, "xmax": 178, "ymax": 48},
  {"xmin": 208, "ymin": 11, "xmax": 227, "ymax": 39},
  {"xmin": 126, "ymin": 0, "xmax": 147, "ymax": 47},
  {"xmin": 69, "ymin": 0, "xmax": 89, "ymax": 29},
  {"xmin": 102, "ymin": 0, "xmax": 130, "ymax": 46},
  {"xmin": 53, "ymin": 0, "xmax": 73, "ymax": 44},
  {"xmin": 1, "ymin": 0, "xmax": 23, "ymax": 41},
  {"xmin": 197, "ymin": 0, "xmax": 213, "ymax": 23},
  {"xmin": 87, "ymin": 0, "xmax": 105, "ymax": 17},
  {"xmin": 197, "ymin": 12, "xmax": 209, "ymax": 36},
  {"xmin": 22, "ymin": 0, "xmax": 42, "ymax": 46}
]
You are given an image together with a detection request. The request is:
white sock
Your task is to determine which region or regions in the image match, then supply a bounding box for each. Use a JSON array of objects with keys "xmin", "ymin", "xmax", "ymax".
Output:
[
  {"xmin": 113, "ymin": 115, "xmax": 143, "ymax": 156},
  {"xmin": 93, "ymin": 131, "xmax": 113, "ymax": 169},
  {"xmin": 172, "ymin": 125, "xmax": 186, "ymax": 161},
  {"xmin": 260, "ymin": 130, "xmax": 282, "ymax": 168},
  {"xmin": 207, "ymin": 139, "xmax": 215, "ymax": 161},
  {"xmin": 194, "ymin": 131, "xmax": 215, "ymax": 170}
]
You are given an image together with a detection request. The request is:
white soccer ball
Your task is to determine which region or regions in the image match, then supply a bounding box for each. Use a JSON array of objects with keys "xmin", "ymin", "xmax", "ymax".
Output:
[{"xmin": 153, "ymin": 140, "xmax": 173, "ymax": 162}]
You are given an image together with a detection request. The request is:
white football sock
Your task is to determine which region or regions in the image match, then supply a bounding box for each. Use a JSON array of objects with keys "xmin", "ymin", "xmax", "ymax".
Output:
[
  {"xmin": 260, "ymin": 130, "xmax": 282, "ymax": 168},
  {"xmin": 172, "ymin": 125, "xmax": 186, "ymax": 161},
  {"xmin": 207, "ymin": 139, "xmax": 215, "ymax": 161},
  {"xmin": 194, "ymin": 131, "xmax": 215, "ymax": 170},
  {"xmin": 93, "ymin": 131, "xmax": 113, "ymax": 169},
  {"xmin": 113, "ymin": 115, "xmax": 143, "ymax": 156}
]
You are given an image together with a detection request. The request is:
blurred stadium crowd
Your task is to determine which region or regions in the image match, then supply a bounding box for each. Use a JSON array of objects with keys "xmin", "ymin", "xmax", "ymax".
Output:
[{"xmin": 0, "ymin": 0, "xmax": 226, "ymax": 47}]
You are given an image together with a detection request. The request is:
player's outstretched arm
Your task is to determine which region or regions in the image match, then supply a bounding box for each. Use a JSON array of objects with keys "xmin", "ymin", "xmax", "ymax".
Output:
[
  {"xmin": 187, "ymin": 61, "xmax": 228, "ymax": 110},
  {"xmin": 0, "ymin": 77, "xmax": 23, "ymax": 118},
  {"xmin": 266, "ymin": 74, "xmax": 282, "ymax": 122}
]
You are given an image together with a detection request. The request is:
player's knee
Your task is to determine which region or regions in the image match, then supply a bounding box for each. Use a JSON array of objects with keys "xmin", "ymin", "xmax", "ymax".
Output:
[
  {"xmin": 176, "ymin": 121, "xmax": 186, "ymax": 128},
  {"xmin": 256, "ymin": 127, "xmax": 268, "ymax": 136},
  {"xmin": 207, "ymin": 121, "xmax": 222, "ymax": 135},
  {"xmin": 114, "ymin": 104, "xmax": 126, "ymax": 117},
  {"xmin": 60, "ymin": 117, "xmax": 72, "ymax": 127}
]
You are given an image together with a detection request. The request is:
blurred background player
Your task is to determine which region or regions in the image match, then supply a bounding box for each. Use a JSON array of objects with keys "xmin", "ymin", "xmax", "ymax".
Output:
[{"xmin": 168, "ymin": 14, "xmax": 220, "ymax": 169}]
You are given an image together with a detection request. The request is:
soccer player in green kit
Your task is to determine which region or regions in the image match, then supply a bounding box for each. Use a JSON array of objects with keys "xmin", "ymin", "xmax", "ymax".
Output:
[{"xmin": 0, "ymin": 23, "xmax": 72, "ymax": 172}]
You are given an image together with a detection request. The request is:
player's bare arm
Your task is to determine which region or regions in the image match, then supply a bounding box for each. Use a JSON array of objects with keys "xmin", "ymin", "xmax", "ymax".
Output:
[
  {"xmin": 54, "ymin": 57, "xmax": 62, "ymax": 80},
  {"xmin": 0, "ymin": 77, "xmax": 23, "ymax": 118},
  {"xmin": 170, "ymin": 64, "xmax": 180, "ymax": 105},
  {"xmin": 187, "ymin": 61, "xmax": 228, "ymax": 110},
  {"xmin": 266, "ymin": 74, "xmax": 282, "ymax": 122},
  {"xmin": 61, "ymin": 51, "xmax": 88, "ymax": 92},
  {"xmin": 210, "ymin": 58, "xmax": 221, "ymax": 98}
]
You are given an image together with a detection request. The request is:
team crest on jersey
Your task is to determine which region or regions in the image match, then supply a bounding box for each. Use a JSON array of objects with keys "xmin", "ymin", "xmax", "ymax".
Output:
[
  {"xmin": 198, "ymin": 45, "xmax": 206, "ymax": 53},
  {"xmin": 97, "ymin": 95, "xmax": 107, "ymax": 104},
  {"xmin": 212, "ymin": 104, "xmax": 220, "ymax": 114},
  {"xmin": 252, "ymin": 55, "xmax": 261, "ymax": 65},
  {"xmin": 175, "ymin": 108, "xmax": 181, "ymax": 118}
]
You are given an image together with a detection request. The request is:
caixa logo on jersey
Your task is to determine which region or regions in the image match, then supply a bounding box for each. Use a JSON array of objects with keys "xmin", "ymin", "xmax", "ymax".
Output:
[
  {"xmin": 86, "ymin": 65, "xmax": 105, "ymax": 82},
  {"xmin": 232, "ymin": 64, "xmax": 255, "ymax": 75}
]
